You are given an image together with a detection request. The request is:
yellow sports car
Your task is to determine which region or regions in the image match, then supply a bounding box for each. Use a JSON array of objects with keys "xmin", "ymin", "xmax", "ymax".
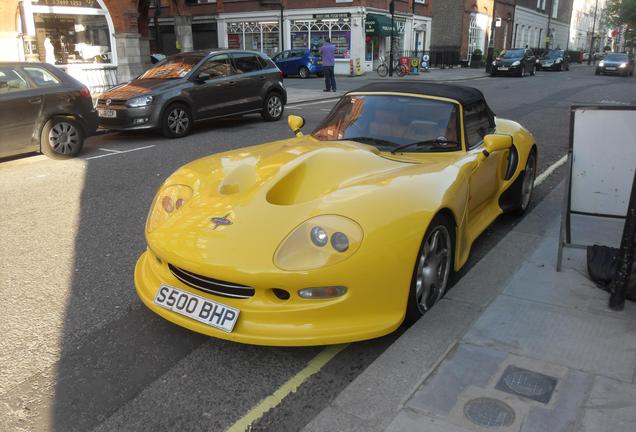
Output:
[{"xmin": 135, "ymin": 82, "xmax": 537, "ymax": 346}]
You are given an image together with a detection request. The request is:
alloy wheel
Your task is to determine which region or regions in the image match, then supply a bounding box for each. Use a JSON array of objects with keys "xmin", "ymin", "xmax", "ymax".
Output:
[
  {"xmin": 267, "ymin": 95, "xmax": 283, "ymax": 118},
  {"xmin": 48, "ymin": 121, "xmax": 80, "ymax": 155},
  {"xmin": 167, "ymin": 108, "xmax": 189, "ymax": 135},
  {"xmin": 521, "ymin": 152, "xmax": 537, "ymax": 211},
  {"xmin": 414, "ymin": 225, "xmax": 452, "ymax": 312}
]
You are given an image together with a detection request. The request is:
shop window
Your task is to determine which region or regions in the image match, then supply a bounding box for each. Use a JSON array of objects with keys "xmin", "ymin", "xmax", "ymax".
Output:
[
  {"xmin": 33, "ymin": 13, "xmax": 112, "ymax": 64},
  {"xmin": 290, "ymin": 19, "xmax": 351, "ymax": 59},
  {"xmin": 227, "ymin": 22, "xmax": 280, "ymax": 57},
  {"xmin": 23, "ymin": 66, "xmax": 61, "ymax": 87}
]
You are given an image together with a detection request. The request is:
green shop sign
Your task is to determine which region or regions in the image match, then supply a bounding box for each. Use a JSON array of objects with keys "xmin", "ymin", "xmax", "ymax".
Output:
[{"xmin": 365, "ymin": 14, "xmax": 403, "ymax": 36}]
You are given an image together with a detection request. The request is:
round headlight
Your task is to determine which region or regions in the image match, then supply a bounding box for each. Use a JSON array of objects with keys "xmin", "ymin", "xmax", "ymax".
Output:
[
  {"xmin": 310, "ymin": 226, "xmax": 328, "ymax": 247},
  {"xmin": 331, "ymin": 232, "xmax": 349, "ymax": 252}
]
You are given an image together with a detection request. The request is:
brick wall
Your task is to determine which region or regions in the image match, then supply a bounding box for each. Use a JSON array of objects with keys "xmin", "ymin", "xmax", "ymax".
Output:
[{"xmin": 431, "ymin": 0, "xmax": 464, "ymax": 48}]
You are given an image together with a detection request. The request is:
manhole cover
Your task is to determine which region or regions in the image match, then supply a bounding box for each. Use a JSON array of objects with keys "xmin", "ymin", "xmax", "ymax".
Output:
[
  {"xmin": 495, "ymin": 366, "xmax": 558, "ymax": 404},
  {"xmin": 463, "ymin": 397, "xmax": 515, "ymax": 428}
]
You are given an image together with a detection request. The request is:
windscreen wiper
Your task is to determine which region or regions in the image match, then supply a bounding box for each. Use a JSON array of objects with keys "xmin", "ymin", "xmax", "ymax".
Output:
[
  {"xmin": 391, "ymin": 139, "xmax": 461, "ymax": 154},
  {"xmin": 345, "ymin": 137, "xmax": 399, "ymax": 147}
]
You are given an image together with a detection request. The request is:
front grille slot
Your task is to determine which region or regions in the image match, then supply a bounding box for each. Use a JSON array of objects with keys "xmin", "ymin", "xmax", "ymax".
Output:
[
  {"xmin": 168, "ymin": 264, "xmax": 255, "ymax": 299},
  {"xmin": 97, "ymin": 98, "xmax": 126, "ymax": 106}
]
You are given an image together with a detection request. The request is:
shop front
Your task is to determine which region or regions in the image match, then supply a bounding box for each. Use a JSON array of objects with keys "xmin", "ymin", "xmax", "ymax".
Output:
[
  {"xmin": 365, "ymin": 13, "xmax": 405, "ymax": 72},
  {"xmin": 18, "ymin": 0, "xmax": 118, "ymax": 93}
]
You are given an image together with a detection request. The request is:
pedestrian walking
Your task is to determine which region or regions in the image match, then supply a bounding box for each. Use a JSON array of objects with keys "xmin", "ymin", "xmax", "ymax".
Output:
[{"xmin": 320, "ymin": 38, "xmax": 336, "ymax": 92}]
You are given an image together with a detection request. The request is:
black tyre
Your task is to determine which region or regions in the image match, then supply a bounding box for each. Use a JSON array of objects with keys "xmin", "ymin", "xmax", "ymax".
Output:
[
  {"xmin": 377, "ymin": 64, "xmax": 388, "ymax": 77},
  {"xmin": 298, "ymin": 66, "xmax": 310, "ymax": 79},
  {"xmin": 261, "ymin": 92, "xmax": 284, "ymax": 122},
  {"xmin": 490, "ymin": 72, "xmax": 497, "ymax": 77},
  {"xmin": 512, "ymin": 149, "xmax": 537, "ymax": 215},
  {"xmin": 161, "ymin": 103, "xmax": 192, "ymax": 138},
  {"xmin": 405, "ymin": 214, "xmax": 454, "ymax": 324},
  {"xmin": 40, "ymin": 116, "xmax": 84, "ymax": 159},
  {"xmin": 530, "ymin": 65, "xmax": 536, "ymax": 76}
]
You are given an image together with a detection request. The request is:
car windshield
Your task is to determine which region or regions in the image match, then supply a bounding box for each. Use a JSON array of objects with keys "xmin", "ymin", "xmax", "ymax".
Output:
[
  {"xmin": 605, "ymin": 53, "xmax": 628, "ymax": 61},
  {"xmin": 312, "ymin": 95, "xmax": 461, "ymax": 152},
  {"xmin": 544, "ymin": 51, "xmax": 563, "ymax": 59},
  {"xmin": 501, "ymin": 49, "xmax": 524, "ymax": 59},
  {"xmin": 138, "ymin": 55, "xmax": 204, "ymax": 79}
]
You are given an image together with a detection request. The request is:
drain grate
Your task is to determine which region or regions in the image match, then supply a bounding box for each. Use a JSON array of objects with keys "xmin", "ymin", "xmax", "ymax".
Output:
[
  {"xmin": 495, "ymin": 366, "xmax": 558, "ymax": 404},
  {"xmin": 463, "ymin": 397, "xmax": 515, "ymax": 428}
]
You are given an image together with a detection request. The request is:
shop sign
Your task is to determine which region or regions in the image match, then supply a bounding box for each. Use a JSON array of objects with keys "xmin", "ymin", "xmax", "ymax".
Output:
[
  {"xmin": 31, "ymin": 0, "xmax": 101, "ymax": 7},
  {"xmin": 312, "ymin": 13, "xmax": 351, "ymax": 20}
]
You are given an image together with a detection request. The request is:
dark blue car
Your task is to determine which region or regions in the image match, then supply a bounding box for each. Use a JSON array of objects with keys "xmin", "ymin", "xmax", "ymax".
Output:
[{"xmin": 272, "ymin": 49, "xmax": 323, "ymax": 79}]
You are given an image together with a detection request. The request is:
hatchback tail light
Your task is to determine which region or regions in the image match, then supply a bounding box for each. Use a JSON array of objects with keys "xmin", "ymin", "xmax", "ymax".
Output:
[{"xmin": 80, "ymin": 87, "xmax": 91, "ymax": 98}]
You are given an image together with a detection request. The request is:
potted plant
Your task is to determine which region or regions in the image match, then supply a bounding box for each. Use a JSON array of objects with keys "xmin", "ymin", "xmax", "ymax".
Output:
[{"xmin": 471, "ymin": 49, "xmax": 483, "ymax": 68}]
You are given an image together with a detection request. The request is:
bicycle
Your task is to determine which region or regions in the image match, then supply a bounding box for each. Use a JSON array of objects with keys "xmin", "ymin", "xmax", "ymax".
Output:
[{"xmin": 376, "ymin": 56, "xmax": 408, "ymax": 77}]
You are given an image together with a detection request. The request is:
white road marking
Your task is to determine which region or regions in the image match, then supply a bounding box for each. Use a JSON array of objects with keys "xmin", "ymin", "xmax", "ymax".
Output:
[
  {"xmin": 535, "ymin": 154, "xmax": 567, "ymax": 186},
  {"xmin": 98, "ymin": 148, "xmax": 123, "ymax": 153},
  {"xmin": 287, "ymin": 99, "xmax": 338, "ymax": 109},
  {"xmin": 85, "ymin": 145, "xmax": 156, "ymax": 160}
]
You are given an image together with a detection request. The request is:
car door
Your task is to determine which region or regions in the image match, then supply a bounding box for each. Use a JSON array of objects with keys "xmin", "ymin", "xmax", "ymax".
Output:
[
  {"xmin": 188, "ymin": 54, "xmax": 238, "ymax": 119},
  {"xmin": 229, "ymin": 52, "xmax": 266, "ymax": 113},
  {"xmin": 463, "ymin": 102, "xmax": 507, "ymax": 215},
  {"xmin": 287, "ymin": 50, "xmax": 303, "ymax": 75},
  {"xmin": 0, "ymin": 66, "xmax": 42, "ymax": 158}
]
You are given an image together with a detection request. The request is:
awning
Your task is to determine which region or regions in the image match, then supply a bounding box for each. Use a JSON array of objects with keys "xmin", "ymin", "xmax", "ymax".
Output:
[{"xmin": 365, "ymin": 13, "xmax": 402, "ymax": 36}]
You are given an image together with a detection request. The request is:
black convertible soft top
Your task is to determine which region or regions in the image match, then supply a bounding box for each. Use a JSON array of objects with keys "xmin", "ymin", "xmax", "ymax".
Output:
[
  {"xmin": 351, "ymin": 82, "xmax": 490, "ymax": 109},
  {"xmin": 350, "ymin": 81, "xmax": 496, "ymax": 126}
]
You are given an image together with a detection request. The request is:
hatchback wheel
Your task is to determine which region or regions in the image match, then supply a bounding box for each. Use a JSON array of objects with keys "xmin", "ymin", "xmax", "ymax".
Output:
[
  {"xmin": 405, "ymin": 214, "xmax": 454, "ymax": 324},
  {"xmin": 299, "ymin": 66, "xmax": 310, "ymax": 79},
  {"xmin": 261, "ymin": 92, "xmax": 284, "ymax": 121},
  {"xmin": 40, "ymin": 116, "xmax": 84, "ymax": 159},
  {"xmin": 162, "ymin": 103, "xmax": 192, "ymax": 138},
  {"xmin": 511, "ymin": 149, "xmax": 537, "ymax": 215}
]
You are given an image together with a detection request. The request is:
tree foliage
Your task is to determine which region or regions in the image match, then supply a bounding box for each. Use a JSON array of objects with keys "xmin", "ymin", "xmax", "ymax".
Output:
[{"xmin": 606, "ymin": 0, "xmax": 636, "ymax": 28}]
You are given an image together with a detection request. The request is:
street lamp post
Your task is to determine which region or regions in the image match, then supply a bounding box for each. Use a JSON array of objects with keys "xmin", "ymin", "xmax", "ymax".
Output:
[
  {"xmin": 389, "ymin": 0, "xmax": 395, "ymax": 77},
  {"xmin": 587, "ymin": 0, "xmax": 599, "ymax": 65},
  {"xmin": 546, "ymin": 0, "xmax": 553, "ymax": 50}
]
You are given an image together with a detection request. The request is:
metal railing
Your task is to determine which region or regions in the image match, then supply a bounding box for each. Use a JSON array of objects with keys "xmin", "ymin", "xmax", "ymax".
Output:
[{"xmin": 58, "ymin": 65, "xmax": 119, "ymax": 95}]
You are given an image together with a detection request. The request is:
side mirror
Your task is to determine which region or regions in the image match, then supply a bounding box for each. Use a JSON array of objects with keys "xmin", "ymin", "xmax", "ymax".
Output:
[
  {"xmin": 196, "ymin": 72, "xmax": 211, "ymax": 82},
  {"xmin": 481, "ymin": 134, "xmax": 513, "ymax": 159},
  {"xmin": 288, "ymin": 115, "xmax": 305, "ymax": 137}
]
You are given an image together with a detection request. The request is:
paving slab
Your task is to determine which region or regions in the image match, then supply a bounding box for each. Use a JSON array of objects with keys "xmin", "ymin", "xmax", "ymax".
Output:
[
  {"xmin": 580, "ymin": 375, "xmax": 636, "ymax": 432},
  {"xmin": 463, "ymin": 294, "xmax": 636, "ymax": 383},
  {"xmin": 385, "ymin": 409, "xmax": 474, "ymax": 432}
]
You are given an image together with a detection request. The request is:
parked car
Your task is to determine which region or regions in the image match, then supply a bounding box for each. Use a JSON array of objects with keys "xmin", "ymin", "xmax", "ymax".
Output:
[
  {"xmin": 0, "ymin": 62, "xmax": 97, "ymax": 159},
  {"xmin": 490, "ymin": 48, "xmax": 537, "ymax": 77},
  {"xmin": 96, "ymin": 50, "xmax": 287, "ymax": 138},
  {"xmin": 134, "ymin": 82, "xmax": 538, "ymax": 346},
  {"xmin": 272, "ymin": 49, "xmax": 323, "ymax": 78},
  {"xmin": 538, "ymin": 49, "xmax": 570, "ymax": 71},
  {"xmin": 595, "ymin": 52, "xmax": 634, "ymax": 76}
]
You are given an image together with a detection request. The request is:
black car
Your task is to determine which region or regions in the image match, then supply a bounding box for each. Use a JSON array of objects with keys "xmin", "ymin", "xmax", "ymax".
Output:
[
  {"xmin": 491, "ymin": 48, "xmax": 537, "ymax": 77},
  {"xmin": 595, "ymin": 52, "xmax": 634, "ymax": 76},
  {"xmin": 538, "ymin": 49, "xmax": 570, "ymax": 71},
  {"xmin": 0, "ymin": 62, "xmax": 97, "ymax": 159},
  {"xmin": 96, "ymin": 50, "xmax": 287, "ymax": 138}
]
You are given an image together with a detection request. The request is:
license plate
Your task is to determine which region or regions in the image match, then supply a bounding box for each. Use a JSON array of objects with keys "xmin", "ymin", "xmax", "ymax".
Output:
[
  {"xmin": 606, "ymin": 67, "xmax": 616, "ymax": 71},
  {"xmin": 498, "ymin": 67, "xmax": 508, "ymax": 71},
  {"xmin": 154, "ymin": 284, "xmax": 240, "ymax": 332},
  {"xmin": 317, "ymin": 61, "xmax": 322, "ymax": 64},
  {"xmin": 98, "ymin": 109, "xmax": 116, "ymax": 118}
]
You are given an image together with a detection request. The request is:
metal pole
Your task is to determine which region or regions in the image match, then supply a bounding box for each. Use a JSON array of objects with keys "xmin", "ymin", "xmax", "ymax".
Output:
[
  {"xmin": 609, "ymin": 170, "xmax": 636, "ymax": 311},
  {"xmin": 546, "ymin": 0, "xmax": 552, "ymax": 49},
  {"xmin": 280, "ymin": 4, "xmax": 284, "ymax": 51},
  {"xmin": 487, "ymin": 0, "xmax": 498, "ymax": 73},
  {"xmin": 389, "ymin": 0, "xmax": 395, "ymax": 77},
  {"xmin": 588, "ymin": 0, "xmax": 599, "ymax": 65}
]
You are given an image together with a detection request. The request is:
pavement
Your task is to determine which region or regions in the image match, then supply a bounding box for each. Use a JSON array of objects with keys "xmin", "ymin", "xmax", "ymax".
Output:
[{"xmin": 303, "ymin": 181, "xmax": 636, "ymax": 432}]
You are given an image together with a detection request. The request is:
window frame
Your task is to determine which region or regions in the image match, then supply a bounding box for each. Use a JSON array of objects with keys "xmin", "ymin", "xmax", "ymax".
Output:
[
  {"xmin": 0, "ymin": 66, "xmax": 32, "ymax": 94},
  {"xmin": 230, "ymin": 52, "xmax": 263, "ymax": 74},
  {"xmin": 22, "ymin": 66, "xmax": 62, "ymax": 88},
  {"xmin": 196, "ymin": 54, "xmax": 236, "ymax": 80}
]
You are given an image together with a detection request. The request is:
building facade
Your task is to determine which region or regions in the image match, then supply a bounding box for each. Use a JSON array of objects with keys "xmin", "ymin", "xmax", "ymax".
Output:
[
  {"xmin": 513, "ymin": 0, "xmax": 574, "ymax": 50},
  {"xmin": 569, "ymin": 0, "xmax": 606, "ymax": 52}
]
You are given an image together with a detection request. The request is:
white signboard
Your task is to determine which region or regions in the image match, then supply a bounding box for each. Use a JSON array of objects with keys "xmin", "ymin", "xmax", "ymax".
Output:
[{"xmin": 557, "ymin": 106, "xmax": 636, "ymax": 270}]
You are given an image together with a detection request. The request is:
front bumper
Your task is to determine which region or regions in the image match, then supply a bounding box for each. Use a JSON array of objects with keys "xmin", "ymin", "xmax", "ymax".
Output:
[
  {"xmin": 597, "ymin": 66, "xmax": 628, "ymax": 75},
  {"xmin": 96, "ymin": 104, "xmax": 161, "ymax": 131},
  {"xmin": 492, "ymin": 64, "xmax": 522, "ymax": 74},
  {"xmin": 134, "ymin": 249, "xmax": 406, "ymax": 346}
]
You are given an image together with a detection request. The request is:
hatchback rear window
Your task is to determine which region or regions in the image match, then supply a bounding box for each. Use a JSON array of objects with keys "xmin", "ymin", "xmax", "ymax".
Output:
[{"xmin": 232, "ymin": 54, "xmax": 262, "ymax": 73}]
